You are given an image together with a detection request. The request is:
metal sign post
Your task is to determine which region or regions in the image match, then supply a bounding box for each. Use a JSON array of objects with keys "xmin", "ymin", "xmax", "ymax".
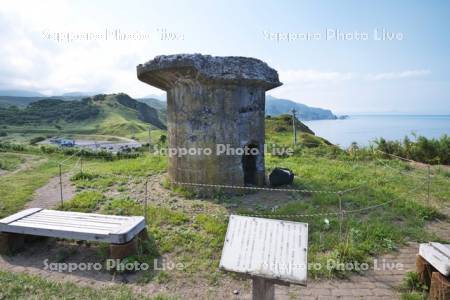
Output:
[{"xmin": 220, "ymin": 215, "xmax": 309, "ymax": 300}]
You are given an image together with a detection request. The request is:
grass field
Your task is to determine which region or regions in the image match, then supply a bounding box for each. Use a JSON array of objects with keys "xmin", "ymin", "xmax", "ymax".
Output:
[
  {"xmin": 0, "ymin": 120, "xmax": 449, "ymax": 297},
  {"xmin": 0, "ymin": 270, "xmax": 176, "ymax": 300},
  {"xmin": 0, "ymin": 153, "xmax": 25, "ymax": 171}
]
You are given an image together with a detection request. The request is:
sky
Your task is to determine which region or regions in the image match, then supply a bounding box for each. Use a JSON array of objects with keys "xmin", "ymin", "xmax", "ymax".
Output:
[{"xmin": 0, "ymin": 0, "xmax": 449, "ymax": 114}]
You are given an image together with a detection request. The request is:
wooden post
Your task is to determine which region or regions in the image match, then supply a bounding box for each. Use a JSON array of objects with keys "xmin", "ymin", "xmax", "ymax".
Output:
[
  {"xmin": 427, "ymin": 165, "xmax": 431, "ymax": 203},
  {"xmin": 429, "ymin": 271, "xmax": 450, "ymax": 300},
  {"xmin": 338, "ymin": 192, "xmax": 343, "ymax": 241},
  {"xmin": 80, "ymin": 153, "xmax": 83, "ymax": 176},
  {"xmin": 416, "ymin": 254, "xmax": 434, "ymax": 288},
  {"xmin": 252, "ymin": 277, "xmax": 274, "ymax": 300},
  {"xmin": 291, "ymin": 108, "xmax": 297, "ymax": 146},
  {"xmin": 148, "ymin": 126, "xmax": 152, "ymax": 153},
  {"xmin": 59, "ymin": 164, "xmax": 63, "ymax": 207},
  {"xmin": 144, "ymin": 178, "xmax": 148, "ymax": 224}
]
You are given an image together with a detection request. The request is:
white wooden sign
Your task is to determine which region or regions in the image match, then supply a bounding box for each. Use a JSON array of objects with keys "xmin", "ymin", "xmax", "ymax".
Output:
[{"xmin": 219, "ymin": 215, "xmax": 308, "ymax": 286}]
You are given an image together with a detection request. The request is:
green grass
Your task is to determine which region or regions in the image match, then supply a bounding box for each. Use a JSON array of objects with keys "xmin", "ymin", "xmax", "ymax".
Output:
[
  {"xmin": 0, "ymin": 270, "xmax": 177, "ymax": 300},
  {"xmin": 1, "ymin": 122, "xmax": 450, "ymax": 287},
  {"xmin": 399, "ymin": 272, "xmax": 428, "ymax": 299},
  {"xmin": 0, "ymin": 153, "xmax": 67, "ymax": 218},
  {"xmin": 0, "ymin": 153, "xmax": 25, "ymax": 171},
  {"xmin": 59, "ymin": 190, "xmax": 106, "ymax": 212},
  {"xmin": 66, "ymin": 141, "xmax": 450, "ymax": 280}
]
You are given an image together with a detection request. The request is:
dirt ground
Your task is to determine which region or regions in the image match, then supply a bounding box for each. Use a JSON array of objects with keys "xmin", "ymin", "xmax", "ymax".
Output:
[{"xmin": 25, "ymin": 172, "xmax": 76, "ymax": 209}]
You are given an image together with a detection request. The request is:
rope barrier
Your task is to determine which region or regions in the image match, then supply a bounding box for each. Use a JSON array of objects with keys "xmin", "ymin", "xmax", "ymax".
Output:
[
  {"xmin": 169, "ymin": 181, "xmax": 363, "ymax": 195},
  {"xmin": 375, "ymin": 149, "xmax": 430, "ymax": 166}
]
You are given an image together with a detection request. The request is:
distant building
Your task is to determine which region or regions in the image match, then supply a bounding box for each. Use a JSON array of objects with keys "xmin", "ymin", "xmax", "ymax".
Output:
[{"xmin": 52, "ymin": 138, "xmax": 75, "ymax": 147}]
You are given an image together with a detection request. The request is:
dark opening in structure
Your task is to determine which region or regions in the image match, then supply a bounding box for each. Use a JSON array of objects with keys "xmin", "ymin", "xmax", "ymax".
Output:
[{"xmin": 242, "ymin": 143, "xmax": 258, "ymax": 185}]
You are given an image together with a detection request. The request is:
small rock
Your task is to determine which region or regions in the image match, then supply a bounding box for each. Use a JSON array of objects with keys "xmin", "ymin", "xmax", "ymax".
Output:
[{"xmin": 233, "ymin": 289, "xmax": 239, "ymax": 295}]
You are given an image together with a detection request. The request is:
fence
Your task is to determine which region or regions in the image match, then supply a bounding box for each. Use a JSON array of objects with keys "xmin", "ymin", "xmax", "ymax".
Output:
[{"xmin": 50, "ymin": 147, "xmax": 444, "ymax": 242}]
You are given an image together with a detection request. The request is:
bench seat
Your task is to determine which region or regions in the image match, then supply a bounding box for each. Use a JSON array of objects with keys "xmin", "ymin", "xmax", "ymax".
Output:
[
  {"xmin": 0, "ymin": 208, "xmax": 145, "ymax": 244},
  {"xmin": 419, "ymin": 242, "xmax": 450, "ymax": 276}
]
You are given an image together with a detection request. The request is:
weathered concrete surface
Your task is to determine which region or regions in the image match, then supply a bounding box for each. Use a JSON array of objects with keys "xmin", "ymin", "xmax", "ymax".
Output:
[{"xmin": 137, "ymin": 54, "xmax": 282, "ymax": 187}]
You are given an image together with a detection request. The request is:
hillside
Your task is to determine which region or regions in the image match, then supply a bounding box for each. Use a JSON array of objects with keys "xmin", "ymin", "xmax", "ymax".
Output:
[
  {"xmin": 266, "ymin": 95, "xmax": 337, "ymax": 120},
  {"xmin": 136, "ymin": 97, "xmax": 167, "ymax": 123},
  {"xmin": 1, "ymin": 91, "xmax": 338, "ymax": 121},
  {"xmin": 135, "ymin": 94, "xmax": 338, "ymax": 121},
  {"xmin": 0, "ymin": 93, "xmax": 166, "ymax": 140},
  {"xmin": 265, "ymin": 114, "xmax": 332, "ymax": 146}
]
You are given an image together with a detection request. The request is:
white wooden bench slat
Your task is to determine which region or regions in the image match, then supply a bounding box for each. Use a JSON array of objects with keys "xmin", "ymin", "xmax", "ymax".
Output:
[
  {"xmin": 0, "ymin": 208, "xmax": 145, "ymax": 244},
  {"xmin": 17, "ymin": 218, "xmax": 120, "ymax": 230},
  {"xmin": 419, "ymin": 242, "xmax": 450, "ymax": 276},
  {"xmin": 26, "ymin": 216, "xmax": 121, "ymax": 228},
  {"xmin": 11, "ymin": 221, "xmax": 112, "ymax": 235},
  {"xmin": 2, "ymin": 223, "xmax": 115, "ymax": 242},
  {"xmin": 28, "ymin": 213, "xmax": 125, "ymax": 221},
  {"xmin": 38, "ymin": 210, "xmax": 133, "ymax": 220},
  {"xmin": 0, "ymin": 208, "xmax": 42, "ymax": 224}
]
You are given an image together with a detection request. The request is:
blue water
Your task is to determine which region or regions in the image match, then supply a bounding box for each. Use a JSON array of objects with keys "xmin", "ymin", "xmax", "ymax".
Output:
[{"xmin": 303, "ymin": 115, "xmax": 450, "ymax": 148}]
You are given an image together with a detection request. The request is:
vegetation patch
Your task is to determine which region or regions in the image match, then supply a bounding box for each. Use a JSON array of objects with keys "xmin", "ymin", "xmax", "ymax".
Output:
[
  {"xmin": 0, "ymin": 270, "xmax": 177, "ymax": 300},
  {"xmin": 59, "ymin": 190, "xmax": 106, "ymax": 212}
]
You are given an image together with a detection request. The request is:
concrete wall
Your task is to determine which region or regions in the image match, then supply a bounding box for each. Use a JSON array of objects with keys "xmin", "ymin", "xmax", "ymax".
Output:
[{"xmin": 167, "ymin": 82, "xmax": 265, "ymax": 186}]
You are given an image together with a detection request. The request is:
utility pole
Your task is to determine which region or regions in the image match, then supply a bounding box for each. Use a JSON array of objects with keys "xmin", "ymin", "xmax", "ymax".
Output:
[{"xmin": 291, "ymin": 108, "xmax": 297, "ymax": 145}]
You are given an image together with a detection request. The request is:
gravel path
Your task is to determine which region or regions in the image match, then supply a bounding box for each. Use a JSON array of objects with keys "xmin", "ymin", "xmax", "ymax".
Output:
[{"xmin": 25, "ymin": 173, "xmax": 76, "ymax": 209}]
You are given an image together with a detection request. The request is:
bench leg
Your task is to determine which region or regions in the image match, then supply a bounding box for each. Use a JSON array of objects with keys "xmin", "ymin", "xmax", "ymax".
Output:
[
  {"xmin": 429, "ymin": 271, "xmax": 450, "ymax": 300},
  {"xmin": 109, "ymin": 228, "xmax": 149, "ymax": 259},
  {"xmin": 110, "ymin": 239, "xmax": 138, "ymax": 260},
  {"xmin": 0, "ymin": 232, "xmax": 25, "ymax": 255},
  {"xmin": 416, "ymin": 254, "xmax": 435, "ymax": 289}
]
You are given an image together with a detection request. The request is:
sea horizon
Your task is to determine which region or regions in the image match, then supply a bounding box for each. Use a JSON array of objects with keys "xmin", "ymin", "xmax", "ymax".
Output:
[{"xmin": 303, "ymin": 114, "xmax": 450, "ymax": 148}]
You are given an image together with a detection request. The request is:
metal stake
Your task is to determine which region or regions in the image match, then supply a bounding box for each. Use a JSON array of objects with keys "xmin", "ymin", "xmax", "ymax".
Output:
[
  {"xmin": 144, "ymin": 178, "xmax": 148, "ymax": 224},
  {"xmin": 338, "ymin": 192, "xmax": 343, "ymax": 241},
  {"xmin": 427, "ymin": 165, "xmax": 431, "ymax": 203},
  {"xmin": 59, "ymin": 164, "xmax": 63, "ymax": 207},
  {"xmin": 80, "ymin": 153, "xmax": 83, "ymax": 175}
]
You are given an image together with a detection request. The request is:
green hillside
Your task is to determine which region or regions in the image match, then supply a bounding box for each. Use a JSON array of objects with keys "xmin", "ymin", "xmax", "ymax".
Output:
[
  {"xmin": 265, "ymin": 114, "xmax": 332, "ymax": 147},
  {"xmin": 0, "ymin": 93, "xmax": 166, "ymax": 141}
]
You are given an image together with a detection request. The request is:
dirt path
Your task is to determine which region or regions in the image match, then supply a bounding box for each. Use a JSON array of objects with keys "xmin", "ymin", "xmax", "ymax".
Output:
[
  {"xmin": 25, "ymin": 173, "xmax": 76, "ymax": 209},
  {"xmin": 277, "ymin": 214, "xmax": 450, "ymax": 299}
]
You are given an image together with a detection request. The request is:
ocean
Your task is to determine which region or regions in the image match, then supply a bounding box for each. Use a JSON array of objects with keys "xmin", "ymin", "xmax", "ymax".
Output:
[{"xmin": 303, "ymin": 115, "xmax": 450, "ymax": 148}]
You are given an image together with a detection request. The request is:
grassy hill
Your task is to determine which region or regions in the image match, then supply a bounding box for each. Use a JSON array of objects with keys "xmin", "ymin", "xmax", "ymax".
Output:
[
  {"xmin": 0, "ymin": 93, "xmax": 166, "ymax": 141},
  {"xmin": 265, "ymin": 114, "xmax": 332, "ymax": 147},
  {"xmin": 266, "ymin": 95, "xmax": 337, "ymax": 120}
]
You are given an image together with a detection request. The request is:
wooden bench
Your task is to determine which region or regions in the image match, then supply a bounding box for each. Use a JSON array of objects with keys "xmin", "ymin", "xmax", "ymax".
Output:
[
  {"xmin": 0, "ymin": 208, "xmax": 147, "ymax": 259},
  {"xmin": 416, "ymin": 242, "xmax": 450, "ymax": 299}
]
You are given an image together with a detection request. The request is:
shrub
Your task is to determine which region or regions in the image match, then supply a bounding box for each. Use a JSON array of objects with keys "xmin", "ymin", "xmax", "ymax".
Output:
[
  {"xmin": 30, "ymin": 136, "xmax": 45, "ymax": 145},
  {"xmin": 374, "ymin": 134, "xmax": 450, "ymax": 165},
  {"xmin": 59, "ymin": 191, "xmax": 105, "ymax": 212}
]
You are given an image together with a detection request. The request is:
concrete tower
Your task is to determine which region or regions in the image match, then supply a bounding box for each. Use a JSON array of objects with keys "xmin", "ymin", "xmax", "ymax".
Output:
[{"xmin": 137, "ymin": 54, "xmax": 282, "ymax": 187}]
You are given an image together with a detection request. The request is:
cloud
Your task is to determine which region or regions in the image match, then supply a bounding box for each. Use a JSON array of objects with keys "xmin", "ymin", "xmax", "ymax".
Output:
[
  {"xmin": 0, "ymin": 4, "xmax": 165, "ymax": 97},
  {"xmin": 366, "ymin": 70, "xmax": 431, "ymax": 81},
  {"xmin": 279, "ymin": 69, "xmax": 431, "ymax": 84}
]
